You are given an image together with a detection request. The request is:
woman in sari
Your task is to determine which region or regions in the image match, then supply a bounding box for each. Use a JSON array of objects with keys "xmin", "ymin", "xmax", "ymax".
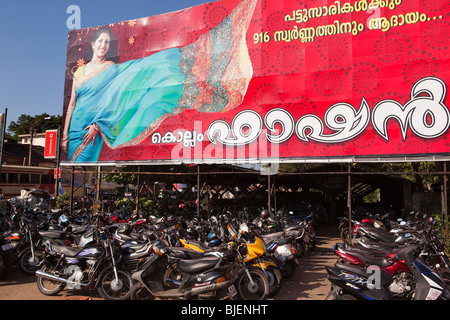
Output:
[{"xmin": 62, "ymin": 0, "xmax": 257, "ymax": 163}]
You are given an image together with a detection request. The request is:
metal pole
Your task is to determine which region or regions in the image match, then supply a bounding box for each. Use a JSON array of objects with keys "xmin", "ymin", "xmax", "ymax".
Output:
[
  {"xmin": 268, "ymin": 171, "xmax": 271, "ymax": 213},
  {"xmin": 348, "ymin": 163, "xmax": 352, "ymax": 243},
  {"xmin": 197, "ymin": 165, "xmax": 200, "ymax": 217},
  {"xmin": 444, "ymin": 162, "xmax": 448, "ymax": 244},
  {"xmin": 136, "ymin": 166, "xmax": 141, "ymax": 213},
  {"xmin": 0, "ymin": 108, "xmax": 7, "ymax": 177},
  {"xmin": 28, "ymin": 126, "xmax": 34, "ymax": 166},
  {"xmin": 96, "ymin": 166, "xmax": 101, "ymax": 202},
  {"xmin": 70, "ymin": 166, "xmax": 75, "ymax": 216},
  {"xmin": 55, "ymin": 126, "xmax": 61, "ymax": 197}
]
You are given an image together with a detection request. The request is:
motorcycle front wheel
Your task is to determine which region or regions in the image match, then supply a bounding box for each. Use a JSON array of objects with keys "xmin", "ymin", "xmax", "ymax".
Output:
[
  {"xmin": 266, "ymin": 266, "xmax": 283, "ymax": 298},
  {"xmin": 234, "ymin": 267, "xmax": 269, "ymax": 300},
  {"xmin": 97, "ymin": 267, "xmax": 133, "ymax": 300},
  {"xmin": 18, "ymin": 247, "xmax": 44, "ymax": 276}
]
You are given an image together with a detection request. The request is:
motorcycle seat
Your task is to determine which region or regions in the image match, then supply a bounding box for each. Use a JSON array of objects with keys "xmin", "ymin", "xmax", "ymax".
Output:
[
  {"xmin": 262, "ymin": 232, "xmax": 284, "ymax": 243},
  {"xmin": 116, "ymin": 232, "xmax": 144, "ymax": 242},
  {"xmin": 356, "ymin": 238, "xmax": 404, "ymax": 252},
  {"xmin": 47, "ymin": 240, "xmax": 82, "ymax": 256},
  {"xmin": 69, "ymin": 224, "xmax": 89, "ymax": 234},
  {"xmin": 122, "ymin": 240, "xmax": 148, "ymax": 251},
  {"xmin": 335, "ymin": 261, "xmax": 392, "ymax": 286},
  {"xmin": 339, "ymin": 243, "xmax": 397, "ymax": 258},
  {"xmin": 177, "ymin": 256, "xmax": 222, "ymax": 274},
  {"xmin": 171, "ymin": 247, "xmax": 205, "ymax": 259},
  {"xmin": 361, "ymin": 226, "xmax": 397, "ymax": 243},
  {"xmin": 39, "ymin": 230, "xmax": 65, "ymax": 240},
  {"xmin": 182, "ymin": 239, "xmax": 211, "ymax": 252},
  {"xmin": 267, "ymin": 238, "xmax": 291, "ymax": 247},
  {"xmin": 345, "ymin": 250, "xmax": 393, "ymax": 268}
]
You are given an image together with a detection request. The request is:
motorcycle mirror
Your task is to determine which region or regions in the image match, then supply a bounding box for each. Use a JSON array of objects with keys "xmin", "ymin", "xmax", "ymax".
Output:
[{"xmin": 405, "ymin": 233, "xmax": 411, "ymax": 238}]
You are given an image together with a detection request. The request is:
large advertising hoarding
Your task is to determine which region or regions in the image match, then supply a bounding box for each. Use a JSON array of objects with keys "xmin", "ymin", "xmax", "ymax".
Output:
[{"xmin": 61, "ymin": 0, "xmax": 450, "ymax": 165}]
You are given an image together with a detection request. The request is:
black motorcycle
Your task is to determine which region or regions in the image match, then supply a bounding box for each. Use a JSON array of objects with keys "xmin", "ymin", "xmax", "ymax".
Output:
[
  {"xmin": 35, "ymin": 226, "xmax": 133, "ymax": 300},
  {"xmin": 17, "ymin": 218, "xmax": 67, "ymax": 276}
]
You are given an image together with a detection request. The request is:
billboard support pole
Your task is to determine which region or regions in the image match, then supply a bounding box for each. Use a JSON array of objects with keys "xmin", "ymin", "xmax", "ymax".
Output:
[
  {"xmin": 197, "ymin": 165, "xmax": 200, "ymax": 218},
  {"xmin": 268, "ymin": 170, "xmax": 271, "ymax": 214},
  {"xmin": 444, "ymin": 162, "xmax": 448, "ymax": 244},
  {"xmin": 55, "ymin": 126, "xmax": 61, "ymax": 197},
  {"xmin": 70, "ymin": 166, "xmax": 75, "ymax": 216},
  {"xmin": 0, "ymin": 108, "xmax": 7, "ymax": 177},
  {"xmin": 136, "ymin": 166, "xmax": 141, "ymax": 213},
  {"xmin": 347, "ymin": 163, "xmax": 352, "ymax": 243}
]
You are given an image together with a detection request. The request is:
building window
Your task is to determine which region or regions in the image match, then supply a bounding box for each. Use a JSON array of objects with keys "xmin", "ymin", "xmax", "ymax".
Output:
[{"xmin": 20, "ymin": 174, "xmax": 30, "ymax": 184}]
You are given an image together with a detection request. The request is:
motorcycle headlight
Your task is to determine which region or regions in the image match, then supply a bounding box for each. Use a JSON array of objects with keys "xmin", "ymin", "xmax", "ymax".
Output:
[{"xmin": 238, "ymin": 243, "xmax": 248, "ymax": 257}]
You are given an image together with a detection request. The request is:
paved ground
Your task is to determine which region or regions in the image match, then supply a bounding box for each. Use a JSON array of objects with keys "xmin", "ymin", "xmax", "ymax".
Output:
[{"xmin": 0, "ymin": 225, "xmax": 341, "ymax": 300}]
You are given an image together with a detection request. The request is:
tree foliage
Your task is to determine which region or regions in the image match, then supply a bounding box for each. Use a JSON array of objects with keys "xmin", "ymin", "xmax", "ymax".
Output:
[
  {"xmin": 7, "ymin": 113, "xmax": 62, "ymax": 140},
  {"xmin": 103, "ymin": 171, "xmax": 137, "ymax": 186}
]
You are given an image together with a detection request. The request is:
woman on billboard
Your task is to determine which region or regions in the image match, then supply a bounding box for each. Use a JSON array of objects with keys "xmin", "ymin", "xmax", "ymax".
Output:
[{"xmin": 62, "ymin": 0, "xmax": 257, "ymax": 163}]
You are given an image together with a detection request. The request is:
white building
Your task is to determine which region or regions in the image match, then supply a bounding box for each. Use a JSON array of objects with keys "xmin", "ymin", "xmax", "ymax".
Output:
[{"xmin": 18, "ymin": 133, "xmax": 46, "ymax": 147}]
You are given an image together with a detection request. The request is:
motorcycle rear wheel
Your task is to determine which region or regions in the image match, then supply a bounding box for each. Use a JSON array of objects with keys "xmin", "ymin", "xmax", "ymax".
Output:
[
  {"xmin": 234, "ymin": 267, "xmax": 269, "ymax": 300},
  {"xmin": 36, "ymin": 266, "xmax": 65, "ymax": 296},
  {"xmin": 340, "ymin": 228, "xmax": 357, "ymax": 245}
]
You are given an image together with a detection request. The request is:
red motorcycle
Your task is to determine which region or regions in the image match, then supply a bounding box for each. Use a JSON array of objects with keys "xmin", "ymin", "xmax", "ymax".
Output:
[{"xmin": 332, "ymin": 243, "xmax": 415, "ymax": 298}]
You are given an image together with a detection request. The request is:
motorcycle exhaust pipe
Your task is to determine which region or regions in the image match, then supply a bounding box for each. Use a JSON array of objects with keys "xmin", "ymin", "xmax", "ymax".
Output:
[{"xmin": 35, "ymin": 270, "xmax": 90, "ymax": 287}]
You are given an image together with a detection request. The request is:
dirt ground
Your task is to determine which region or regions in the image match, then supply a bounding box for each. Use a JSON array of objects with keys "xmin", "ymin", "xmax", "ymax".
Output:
[{"xmin": 0, "ymin": 225, "xmax": 341, "ymax": 300}]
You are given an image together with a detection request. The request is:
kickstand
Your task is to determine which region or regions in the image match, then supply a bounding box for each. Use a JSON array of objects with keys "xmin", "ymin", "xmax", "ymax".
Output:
[{"xmin": 324, "ymin": 286, "xmax": 339, "ymax": 300}]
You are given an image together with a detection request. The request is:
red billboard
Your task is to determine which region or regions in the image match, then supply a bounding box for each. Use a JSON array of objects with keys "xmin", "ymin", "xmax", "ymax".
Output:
[
  {"xmin": 61, "ymin": 0, "xmax": 450, "ymax": 165},
  {"xmin": 44, "ymin": 129, "xmax": 58, "ymax": 159}
]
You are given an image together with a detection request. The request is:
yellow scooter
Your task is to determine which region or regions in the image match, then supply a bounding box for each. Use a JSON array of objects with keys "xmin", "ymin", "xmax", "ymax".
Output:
[{"xmin": 180, "ymin": 222, "xmax": 282, "ymax": 298}]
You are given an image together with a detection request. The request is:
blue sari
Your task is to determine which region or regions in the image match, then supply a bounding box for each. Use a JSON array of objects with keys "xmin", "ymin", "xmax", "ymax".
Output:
[{"xmin": 68, "ymin": 0, "xmax": 256, "ymax": 163}]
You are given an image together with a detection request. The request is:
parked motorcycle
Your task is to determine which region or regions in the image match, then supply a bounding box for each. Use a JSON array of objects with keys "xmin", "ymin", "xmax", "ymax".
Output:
[
  {"xmin": 130, "ymin": 238, "xmax": 264, "ymax": 300},
  {"xmin": 325, "ymin": 245, "xmax": 448, "ymax": 300},
  {"xmin": 180, "ymin": 219, "xmax": 282, "ymax": 298},
  {"xmin": 265, "ymin": 236, "xmax": 298, "ymax": 278},
  {"xmin": 35, "ymin": 226, "xmax": 133, "ymax": 300}
]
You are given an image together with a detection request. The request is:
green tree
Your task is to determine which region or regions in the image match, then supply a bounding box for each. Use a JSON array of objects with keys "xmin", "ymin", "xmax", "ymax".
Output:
[{"xmin": 7, "ymin": 113, "xmax": 62, "ymax": 140}]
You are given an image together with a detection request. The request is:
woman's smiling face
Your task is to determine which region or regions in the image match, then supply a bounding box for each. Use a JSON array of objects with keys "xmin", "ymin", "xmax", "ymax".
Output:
[{"xmin": 92, "ymin": 32, "xmax": 111, "ymax": 59}]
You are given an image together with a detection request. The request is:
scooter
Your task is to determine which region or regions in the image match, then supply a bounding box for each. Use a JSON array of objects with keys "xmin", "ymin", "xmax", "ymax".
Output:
[
  {"xmin": 325, "ymin": 245, "xmax": 449, "ymax": 300},
  {"xmin": 129, "ymin": 239, "xmax": 239, "ymax": 300}
]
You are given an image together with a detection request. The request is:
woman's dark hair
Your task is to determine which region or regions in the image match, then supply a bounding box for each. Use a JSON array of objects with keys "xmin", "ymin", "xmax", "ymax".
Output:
[{"xmin": 85, "ymin": 27, "xmax": 118, "ymax": 63}]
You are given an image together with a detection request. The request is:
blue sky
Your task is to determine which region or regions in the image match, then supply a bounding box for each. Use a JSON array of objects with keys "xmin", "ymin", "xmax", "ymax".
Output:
[{"xmin": 0, "ymin": 0, "xmax": 216, "ymax": 131}]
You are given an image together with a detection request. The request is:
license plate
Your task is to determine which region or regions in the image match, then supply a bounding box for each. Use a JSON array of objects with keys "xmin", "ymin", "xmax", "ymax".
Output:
[
  {"xmin": 228, "ymin": 284, "xmax": 237, "ymax": 297},
  {"xmin": 2, "ymin": 243, "xmax": 13, "ymax": 251}
]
